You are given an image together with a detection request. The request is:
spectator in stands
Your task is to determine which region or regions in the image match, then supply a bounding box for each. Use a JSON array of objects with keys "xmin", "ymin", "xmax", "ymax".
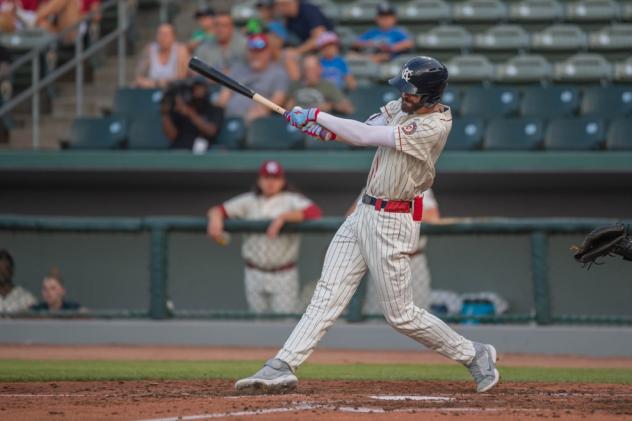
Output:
[
  {"xmin": 215, "ymin": 34, "xmax": 290, "ymax": 125},
  {"xmin": 0, "ymin": 0, "xmax": 38, "ymax": 31},
  {"xmin": 30, "ymin": 268, "xmax": 82, "ymax": 312},
  {"xmin": 286, "ymin": 55, "xmax": 354, "ymax": 115},
  {"xmin": 245, "ymin": 0, "xmax": 288, "ymax": 43},
  {"xmin": 188, "ymin": 6, "xmax": 215, "ymax": 53},
  {"xmin": 0, "ymin": 249, "xmax": 36, "ymax": 314},
  {"xmin": 36, "ymin": 0, "xmax": 82, "ymax": 39},
  {"xmin": 135, "ymin": 23, "xmax": 189, "ymax": 89},
  {"xmin": 316, "ymin": 31, "xmax": 356, "ymax": 91},
  {"xmin": 275, "ymin": 0, "xmax": 334, "ymax": 54},
  {"xmin": 161, "ymin": 78, "xmax": 224, "ymax": 151},
  {"xmin": 194, "ymin": 10, "xmax": 246, "ymax": 73},
  {"xmin": 266, "ymin": 23, "xmax": 300, "ymax": 81},
  {"xmin": 351, "ymin": 2, "xmax": 413, "ymax": 64},
  {"xmin": 207, "ymin": 160, "xmax": 322, "ymax": 314}
]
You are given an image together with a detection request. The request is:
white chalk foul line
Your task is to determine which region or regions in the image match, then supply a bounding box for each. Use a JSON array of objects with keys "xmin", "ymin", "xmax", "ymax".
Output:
[{"xmin": 369, "ymin": 395, "xmax": 454, "ymax": 402}]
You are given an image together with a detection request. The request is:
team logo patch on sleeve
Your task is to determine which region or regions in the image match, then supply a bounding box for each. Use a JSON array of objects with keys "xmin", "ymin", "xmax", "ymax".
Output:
[{"xmin": 402, "ymin": 121, "xmax": 417, "ymax": 135}]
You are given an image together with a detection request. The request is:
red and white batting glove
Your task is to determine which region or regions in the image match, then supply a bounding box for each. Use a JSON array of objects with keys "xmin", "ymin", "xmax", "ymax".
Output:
[
  {"xmin": 284, "ymin": 106, "xmax": 319, "ymax": 128},
  {"xmin": 302, "ymin": 122, "xmax": 337, "ymax": 141}
]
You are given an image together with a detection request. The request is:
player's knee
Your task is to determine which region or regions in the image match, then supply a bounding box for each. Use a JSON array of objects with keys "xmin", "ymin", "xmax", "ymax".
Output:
[{"xmin": 384, "ymin": 308, "xmax": 420, "ymax": 334}]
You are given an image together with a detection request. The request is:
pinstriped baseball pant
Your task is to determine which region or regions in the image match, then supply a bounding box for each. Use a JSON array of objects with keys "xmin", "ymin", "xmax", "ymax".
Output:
[{"xmin": 276, "ymin": 204, "xmax": 476, "ymax": 369}]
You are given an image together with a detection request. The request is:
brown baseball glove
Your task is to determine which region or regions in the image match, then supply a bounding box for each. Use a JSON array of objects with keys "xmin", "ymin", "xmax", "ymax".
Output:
[{"xmin": 571, "ymin": 224, "xmax": 632, "ymax": 268}]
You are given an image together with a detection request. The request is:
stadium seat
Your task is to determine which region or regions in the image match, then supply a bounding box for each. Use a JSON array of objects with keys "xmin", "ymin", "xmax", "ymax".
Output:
[
  {"xmin": 484, "ymin": 117, "xmax": 545, "ymax": 150},
  {"xmin": 565, "ymin": 0, "xmax": 621, "ymax": 22},
  {"xmin": 127, "ymin": 114, "xmax": 170, "ymax": 150},
  {"xmin": 346, "ymin": 55, "xmax": 381, "ymax": 82},
  {"xmin": 614, "ymin": 57, "xmax": 632, "ymax": 82},
  {"xmin": 336, "ymin": 26, "xmax": 357, "ymax": 50},
  {"xmin": 446, "ymin": 55, "xmax": 495, "ymax": 83},
  {"xmin": 508, "ymin": 0, "xmax": 564, "ymax": 21},
  {"xmin": 580, "ymin": 86, "xmax": 632, "ymax": 117},
  {"xmin": 246, "ymin": 117, "xmax": 305, "ymax": 150},
  {"xmin": 304, "ymin": 135, "xmax": 351, "ymax": 150},
  {"xmin": 65, "ymin": 116, "xmax": 128, "ymax": 150},
  {"xmin": 214, "ymin": 117, "xmax": 246, "ymax": 150},
  {"xmin": 309, "ymin": 0, "xmax": 340, "ymax": 20},
  {"xmin": 624, "ymin": 1, "xmax": 632, "ymax": 20},
  {"xmin": 461, "ymin": 86, "xmax": 520, "ymax": 118},
  {"xmin": 495, "ymin": 55, "xmax": 553, "ymax": 83},
  {"xmin": 378, "ymin": 54, "xmax": 417, "ymax": 80},
  {"xmin": 520, "ymin": 86, "xmax": 580, "ymax": 118},
  {"xmin": 113, "ymin": 88, "xmax": 163, "ymax": 121},
  {"xmin": 397, "ymin": 0, "xmax": 452, "ymax": 22},
  {"xmin": 452, "ymin": 0, "xmax": 508, "ymax": 22},
  {"xmin": 441, "ymin": 86, "xmax": 462, "ymax": 115},
  {"xmin": 553, "ymin": 54, "xmax": 613, "ymax": 83},
  {"xmin": 348, "ymin": 85, "xmax": 400, "ymax": 121},
  {"xmin": 339, "ymin": 0, "xmax": 382, "ymax": 22},
  {"xmin": 444, "ymin": 117, "xmax": 485, "ymax": 150},
  {"xmin": 531, "ymin": 25, "xmax": 588, "ymax": 51},
  {"xmin": 606, "ymin": 117, "xmax": 632, "ymax": 150},
  {"xmin": 588, "ymin": 24, "xmax": 632, "ymax": 50},
  {"xmin": 544, "ymin": 117, "xmax": 607, "ymax": 150},
  {"xmin": 474, "ymin": 25, "xmax": 530, "ymax": 51},
  {"xmin": 416, "ymin": 25, "xmax": 474, "ymax": 52}
]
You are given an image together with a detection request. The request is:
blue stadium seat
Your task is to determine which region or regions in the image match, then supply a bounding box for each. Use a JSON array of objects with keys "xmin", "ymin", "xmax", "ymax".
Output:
[
  {"xmin": 580, "ymin": 86, "xmax": 632, "ymax": 117},
  {"xmin": 520, "ymin": 86, "xmax": 580, "ymax": 118},
  {"xmin": 246, "ymin": 116, "xmax": 304, "ymax": 150},
  {"xmin": 65, "ymin": 116, "xmax": 128, "ymax": 150},
  {"xmin": 606, "ymin": 117, "xmax": 632, "ymax": 150},
  {"xmin": 113, "ymin": 88, "xmax": 163, "ymax": 121},
  {"xmin": 445, "ymin": 117, "xmax": 485, "ymax": 150},
  {"xmin": 441, "ymin": 86, "xmax": 462, "ymax": 116},
  {"xmin": 213, "ymin": 117, "xmax": 246, "ymax": 150},
  {"xmin": 127, "ymin": 114, "xmax": 170, "ymax": 150},
  {"xmin": 484, "ymin": 117, "xmax": 545, "ymax": 150},
  {"xmin": 544, "ymin": 117, "xmax": 606, "ymax": 150},
  {"xmin": 461, "ymin": 86, "xmax": 520, "ymax": 118},
  {"xmin": 348, "ymin": 85, "xmax": 400, "ymax": 122}
]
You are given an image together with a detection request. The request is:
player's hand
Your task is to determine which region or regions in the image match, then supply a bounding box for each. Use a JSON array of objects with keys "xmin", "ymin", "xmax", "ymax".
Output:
[
  {"xmin": 301, "ymin": 122, "xmax": 336, "ymax": 141},
  {"xmin": 284, "ymin": 106, "xmax": 319, "ymax": 128},
  {"xmin": 266, "ymin": 216, "xmax": 285, "ymax": 239},
  {"xmin": 207, "ymin": 219, "xmax": 226, "ymax": 244}
]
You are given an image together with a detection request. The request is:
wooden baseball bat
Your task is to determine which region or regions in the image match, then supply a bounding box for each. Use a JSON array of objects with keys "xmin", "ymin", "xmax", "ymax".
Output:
[{"xmin": 188, "ymin": 57, "xmax": 334, "ymax": 141}]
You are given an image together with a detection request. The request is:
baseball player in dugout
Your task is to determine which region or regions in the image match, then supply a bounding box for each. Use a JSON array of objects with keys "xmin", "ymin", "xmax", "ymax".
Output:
[
  {"xmin": 235, "ymin": 56, "xmax": 500, "ymax": 394},
  {"xmin": 207, "ymin": 160, "xmax": 322, "ymax": 315}
]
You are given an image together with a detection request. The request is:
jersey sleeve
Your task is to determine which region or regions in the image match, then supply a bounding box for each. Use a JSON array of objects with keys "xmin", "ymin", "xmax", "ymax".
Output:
[
  {"xmin": 222, "ymin": 192, "xmax": 254, "ymax": 219},
  {"xmin": 379, "ymin": 99, "xmax": 402, "ymax": 124},
  {"xmin": 394, "ymin": 116, "xmax": 445, "ymax": 162},
  {"xmin": 290, "ymin": 193, "xmax": 322, "ymax": 220}
]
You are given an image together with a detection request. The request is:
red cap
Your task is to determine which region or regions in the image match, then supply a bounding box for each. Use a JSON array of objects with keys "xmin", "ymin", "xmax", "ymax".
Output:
[{"xmin": 259, "ymin": 160, "xmax": 285, "ymax": 178}]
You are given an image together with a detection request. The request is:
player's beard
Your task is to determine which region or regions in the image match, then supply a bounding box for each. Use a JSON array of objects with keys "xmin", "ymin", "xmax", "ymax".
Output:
[{"xmin": 401, "ymin": 95, "xmax": 425, "ymax": 114}]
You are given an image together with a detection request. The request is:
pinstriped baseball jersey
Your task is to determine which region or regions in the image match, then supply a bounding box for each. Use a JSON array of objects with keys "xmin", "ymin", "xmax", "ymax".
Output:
[{"xmin": 365, "ymin": 99, "xmax": 452, "ymax": 200}]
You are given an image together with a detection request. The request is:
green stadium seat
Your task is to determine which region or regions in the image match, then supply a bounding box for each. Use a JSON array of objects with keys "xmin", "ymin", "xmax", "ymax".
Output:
[
  {"xmin": 531, "ymin": 25, "xmax": 588, "ymax": 51},
  {"xmin": 461, "ymin": 86, "xmax": 520, "ymax": 118},
  {"xmin": 452, "ymin": 0, "xmax": 508, "ymax": 22},
  {"xmin": 544, "ymin": 117, "xmax": 606, "ymax": 150},
  {"xmin": 495, "ymin": 55, "xmax": 553, "ymax": 83},
  {"xmin": 445, "ymin": 117, "xmax": 485, "ymax": 150},
  {"xmin": 65, "ymin": 116, "xmax": 128, "ymax": 150},
  {"xmin": 340, "ymin": 0, "xmax": 382, "ymax": 22},
  {"xmin": 397, "ymin": 0, "xmax": 452, "ymax": 22},
  {"xmin": 520, "ymin": 86, "xmax": 580, "ymax": 118},
  {"xmin": 589, "ymin": 24, "xmax": 632, "ymax": 51},
  {"xmin": 623, "ymin": 2, "xmax": 632, "ymax": 20},
  {"xmin": 378, "ymin": 54, "xmax": 417, "ymax": 80},
  {"xmin": 213, "ymin": 117, "xmax": 246, "ymax": 150},
  {"xmin": 348, "ymin": 85, "xmax": 400, "ymax": 121},
  {"xmin": 446, "ymin": 55, "xmax": 495, "ymax": 83},
  {"xmin": 246, "ymin": 117, "xmax": 305, "ymax": 150},
  {"xmin": 346, "ymin": 55, "xmax": 381, "ymax": 82},
  {"xmin": 580, "ymin": 86, "xmax": 632, "ymax": 117},
  {"xmin": 484, "ymin": 117, "xmax": 545, "ymax": 150},
  {"xmin": 127, "ymin": 114, "xmax": 170, "ymax": 150},
  {"xmin": 508, "ymin": 0, "xmax": 564, "ymax": 22},
  {"xmin": 114, "ymin": 88, "xmax": 163, "ymax": 121},
  {"xmin": 441, "ymin": 86, "xmax": 462, "ymax": 115},
  {"xmin": 304, "ymin": 135, "xmax": 351, "ymax": 150},
  {"xmin": 553, "ymin": 54, "xmax": 613, "ymax": 83},
  {"xmin": 614, "ymin": 57, "xmax": 632, "ymax": 82},
  {"xmin": 565, "ymin": 0, "xmax": 621, "ymax": 22},
  {"xmin": 336, "ymin": 26, "xmax": 358, "ymax": 50},
  {"xmin": 606, "ymin": 117, "xmax": 632, "ymax": 150},
  {"xmin": 417, "ymin": 25, "xmax": 473, "ymax": 52},
  {"xmin": 474, "ymin": 25, "xmax": 530, "ymax": 51}
]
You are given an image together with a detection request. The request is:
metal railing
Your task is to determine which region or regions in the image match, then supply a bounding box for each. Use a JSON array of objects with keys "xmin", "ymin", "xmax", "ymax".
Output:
[
  {"xmin": 1, "ymin": 215, "xmax": 631, "ymax": 325},
  {"xmin": 0, "ymin": 0, "xmax": 132, "ymax": 149}
]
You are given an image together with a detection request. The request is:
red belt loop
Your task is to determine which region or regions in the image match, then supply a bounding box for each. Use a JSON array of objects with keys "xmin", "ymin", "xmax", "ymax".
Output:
[
  {"xmin": 412, "ymin": 196, "xmax": 423, "ymax": 222},
  {"xmin": 374, "ymin": 198, "xmax": 383, "ymax": 211}
]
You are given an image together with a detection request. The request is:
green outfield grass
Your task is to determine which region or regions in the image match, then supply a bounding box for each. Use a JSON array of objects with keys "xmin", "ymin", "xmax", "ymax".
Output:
[{"xmin": 1, "ymin": 360, "xmax": 631, "ymax": 384}]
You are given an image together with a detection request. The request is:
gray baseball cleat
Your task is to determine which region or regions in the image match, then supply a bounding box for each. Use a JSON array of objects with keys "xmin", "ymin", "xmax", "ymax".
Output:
[
  {"xmin": 234, "ymin": 358, "xmax": 298, "ymax": 394},
  {"xmin": 466, "ymin": 342, "xmax": 500, "ymax": 393}
]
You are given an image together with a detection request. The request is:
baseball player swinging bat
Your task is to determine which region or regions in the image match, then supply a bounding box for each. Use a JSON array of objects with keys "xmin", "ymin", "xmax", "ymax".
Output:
[{"xmin": 188, "ymin": 57, "xmax": 334, "ymax": 141}]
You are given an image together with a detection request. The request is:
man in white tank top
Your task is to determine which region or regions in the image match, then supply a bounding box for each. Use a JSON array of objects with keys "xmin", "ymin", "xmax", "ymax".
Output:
[{"xmin": 235, "ymin": 56, "xmax": 500, "ymax": 395}]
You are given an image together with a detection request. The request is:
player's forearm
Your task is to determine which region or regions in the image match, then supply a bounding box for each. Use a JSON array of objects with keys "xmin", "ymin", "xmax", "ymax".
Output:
[
  {"xmin": 317, "ymin": 112, "xmax": 395, "ymax": 148},
  {"xmin": 279, "ymin": 210, "xmax": 306, "ymax": 223}
]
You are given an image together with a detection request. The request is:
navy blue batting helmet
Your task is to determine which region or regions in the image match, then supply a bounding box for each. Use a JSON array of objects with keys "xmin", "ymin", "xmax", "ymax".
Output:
[{"xmin": 388, "ymin": 56, "xmax": 448, "ymax": 107}]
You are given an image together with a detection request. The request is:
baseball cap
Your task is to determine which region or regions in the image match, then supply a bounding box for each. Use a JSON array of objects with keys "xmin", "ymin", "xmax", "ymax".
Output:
[
  {"xmin": 376, "ymin": 2, "xmax": 396, "ymax": 15},
  {"xmin": 259, "ymin": 160, "xmax": 285, "ymax": 178},
  {"xmin": 247, "ymin": 34, "xmax": 269, "ymax": 50},
  {"xmin": 316, "ymin": 31, "xmax": 339, "ymax": 49},
  {"xmin": 194, "ymin": 6, "xmax": 215, "ymax": 18}
]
